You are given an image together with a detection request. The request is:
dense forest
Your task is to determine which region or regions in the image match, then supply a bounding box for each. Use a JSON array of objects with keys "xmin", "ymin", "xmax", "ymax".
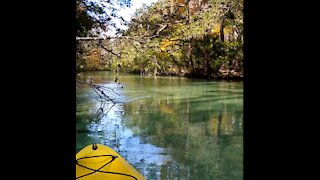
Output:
[{"xmin": 76, "ymin": 0, "xmax": 243, "ymax": 80}]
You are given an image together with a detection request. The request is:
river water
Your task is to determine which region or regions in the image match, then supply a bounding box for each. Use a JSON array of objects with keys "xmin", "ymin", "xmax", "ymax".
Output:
[{"xmin": 76, "ymin": 71, "xmax": 243, "ymax": 180}]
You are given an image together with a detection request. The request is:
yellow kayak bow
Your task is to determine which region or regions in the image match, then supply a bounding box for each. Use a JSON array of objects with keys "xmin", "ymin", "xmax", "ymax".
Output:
[{"xmin": 76, "ymin": 144, "xmax": 146, "ymax": 180}]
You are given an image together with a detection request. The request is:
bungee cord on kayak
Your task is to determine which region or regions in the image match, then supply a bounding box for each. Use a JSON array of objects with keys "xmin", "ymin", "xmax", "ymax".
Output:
[{"xmin": 76, "ymin": 143, "xmax": 139, "ymax": 180}]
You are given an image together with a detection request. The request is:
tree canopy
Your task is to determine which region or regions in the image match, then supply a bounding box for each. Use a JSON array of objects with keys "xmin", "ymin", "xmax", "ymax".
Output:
[{"xmin": 76, "ymin": 0, "xmax": 243, "ymax": 79}]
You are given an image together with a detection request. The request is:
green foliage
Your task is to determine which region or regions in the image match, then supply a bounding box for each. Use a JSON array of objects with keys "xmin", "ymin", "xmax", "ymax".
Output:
[{"xmin": 78, "ymin": 0, "xmax": 243, "ymax": 79}]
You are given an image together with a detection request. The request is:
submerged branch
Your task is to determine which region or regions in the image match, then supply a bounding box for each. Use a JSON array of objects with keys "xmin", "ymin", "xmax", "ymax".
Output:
[{"xmin": 77, "ymin": 76, "xmax": 123, "ymax": 121}]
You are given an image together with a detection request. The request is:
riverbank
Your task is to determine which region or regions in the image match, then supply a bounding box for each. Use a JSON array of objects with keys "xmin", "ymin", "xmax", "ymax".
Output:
[{"xmin": 77, "ymin": 69, "xmax": 243, "ymax": 81}]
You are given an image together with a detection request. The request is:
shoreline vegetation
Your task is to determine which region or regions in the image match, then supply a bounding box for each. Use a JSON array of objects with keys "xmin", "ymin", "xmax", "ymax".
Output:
[
  {"xmin": 77, "ymin": 70, "xmax": 242, "ymax": 81},
  {"xmin": 76, "ymin": 0, "xmax": 243, "ymax": 80}
]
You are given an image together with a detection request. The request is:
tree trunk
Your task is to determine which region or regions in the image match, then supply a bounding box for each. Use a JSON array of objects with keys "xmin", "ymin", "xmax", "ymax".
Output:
[
  {"xmin": 188, "ymin": 37, "xmax": 194, "ymax": 73},
  {"xmin": 220, "ymin": 23, "xmax": 225, "ymax": 42},
  {"xmin": 187, "ymin": 2, "xmax": 193, "ymax": 73},
  {"xmin": 153, "ymin": 56, "xmax": 158, "ymax": 76},
  {"xmin": 154, "ymin": 67, "xmax": 157, "ymax": 76},
  {"xmin": 170, "ymin": 0, "xmax": 174, "ymax": 14},
  {"xmin": 204, "ymin": 50, "xmax": 209, "ymax": 75},
  {"xmin": 187, "ymin": 0, "xmax": 190, "ymax": 24}
]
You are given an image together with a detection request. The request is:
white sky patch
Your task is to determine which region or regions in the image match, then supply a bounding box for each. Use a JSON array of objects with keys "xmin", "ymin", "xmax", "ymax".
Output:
[
  {"xmin": 105, "ymin": 0, "xmax": 159, "ymax": 36},
  {"xmin": 118, "ymin": 0, "xmax": 158, "ymax": 21}
]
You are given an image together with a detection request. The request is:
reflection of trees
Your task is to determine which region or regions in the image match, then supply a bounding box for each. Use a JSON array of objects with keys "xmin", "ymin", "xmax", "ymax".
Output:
[
  {"xmin": 217, "ymin": 112, "xmax": 223, "ymax": 137},
  {"xmin": 124, "ymin": 96, "xmax": 243, "ymax": 179}
]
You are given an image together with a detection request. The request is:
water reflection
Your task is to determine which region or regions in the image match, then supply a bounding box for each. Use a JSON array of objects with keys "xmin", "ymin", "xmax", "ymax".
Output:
[
  {"xmin": 84, "ymin": 101, "xmax": 172, "ymax": 179},
  {"xmin": 76, "ymin": 72, "xmax": 243, "ymax": 180},
  {"xmin": 123, "ymin": 95, "xmax": 242, "ymax": 179}
]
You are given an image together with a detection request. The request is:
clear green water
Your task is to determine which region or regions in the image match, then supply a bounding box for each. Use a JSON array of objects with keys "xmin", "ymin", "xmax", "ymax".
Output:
[{"xmin": 76, "ymin": 71, "xmax": 243, "ymax": 180}]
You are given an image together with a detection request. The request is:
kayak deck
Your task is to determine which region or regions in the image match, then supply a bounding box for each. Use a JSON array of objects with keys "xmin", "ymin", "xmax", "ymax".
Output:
[{"xmin": 76, "ymin": 144, "xmax": 146, "ymax": 180}]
